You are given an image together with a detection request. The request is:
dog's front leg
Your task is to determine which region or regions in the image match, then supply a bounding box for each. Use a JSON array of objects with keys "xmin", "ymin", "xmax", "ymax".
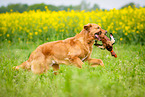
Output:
[
  {"xmin": 88, "ymin": 58, "xmax": 104, "ymax": 67},
  {"xmin": 70, "ymin": 56, "xmax": 83, "ymax": 68}
]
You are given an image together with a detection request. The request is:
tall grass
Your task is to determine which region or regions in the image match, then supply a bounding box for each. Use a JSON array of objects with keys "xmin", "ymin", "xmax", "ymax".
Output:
[{"xmin": 0, "ymin": 41, "xmax": 145, "ymax": 97}]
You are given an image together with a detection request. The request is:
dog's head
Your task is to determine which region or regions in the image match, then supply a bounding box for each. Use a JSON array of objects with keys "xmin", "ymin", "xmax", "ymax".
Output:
[
  {"xmin": 84, "ymin": 23, "xmax": 115, "ymax": 45},
  {"xmin": 84, "ymin": 23, "xmax": 107, "ymax": 41},
  {"xmin": 84, "ymin": 23, "xmax": 117, "ymax": 57}
]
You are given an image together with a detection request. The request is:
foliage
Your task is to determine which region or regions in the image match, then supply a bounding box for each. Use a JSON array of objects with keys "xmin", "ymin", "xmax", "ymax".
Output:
[
  {"xmin": 0, "ymin": 42, "xmax": 145, "ymax": 97},
  {"xmin": 0, "ymin": 6, "xmax": 145, "ymax": 45},
  {"xmin": 0, "ymin": 6, "xmax": 7, "ymax": 13},
  {"xmin": 0, "ymin": 2, "xmax": 143, "ymax": 13},
  {"xmin": 92, "ymin": 4, "xmax": 100, "ymax": 10},
  {"xmin": 0, "ymin": 2, "xmax": 100, "ymax": 13},
  {"xmin": 0, "ymin": 4, "xmax": 28, "ymax": 13},
  {"xmin": 121, "ymin": 2, "xmax": 139, "ymax": 9},
  {"xmin": 27, "ymin": 3, "xmax": 59, "ymax": 12}
]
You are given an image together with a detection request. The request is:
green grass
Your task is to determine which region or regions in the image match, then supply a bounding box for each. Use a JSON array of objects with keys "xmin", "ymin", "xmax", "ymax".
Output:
[{"xmin": 0, "ymin": 41, "xmax": 145, "ymax": 97}]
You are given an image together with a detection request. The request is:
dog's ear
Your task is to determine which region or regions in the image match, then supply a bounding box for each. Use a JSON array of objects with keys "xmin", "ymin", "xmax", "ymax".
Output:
[{"xmin": 84, "ymin": 23, "xmax": 92, "ymax": 31}]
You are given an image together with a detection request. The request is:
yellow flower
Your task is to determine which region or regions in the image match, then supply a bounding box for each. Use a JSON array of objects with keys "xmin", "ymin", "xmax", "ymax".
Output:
[
  {"xmin": 128, "ymin": 6, "xmax": 131, "ymax": 9},
  {"xmin": 112, "ymin": 30, "xmax": 116, "ymax": 34},
  {"xmin": 29, "ymin": 33, "xmax": 33, "ymax": 35},
  {"xmin": 113, "ymin": 8, "xmax": 116, "ymax": 11},
  {"xmin": 132, "ymin": 30, "xmax": 135, "ymax": 32},
  {"xmin": 0, "ymin": 34, "xmax": 2, "ymax": 36},
  {"xmin": 140, "ymin": 24, "xmax": 143, "ymax": 29},
  {"xmin": 119, "ymin": 22, "xmax": 123, "ymax": 25},
  {"xmin": 125, "ymin": 33, "xmax": 128, "ymax": 35},
  {"xmin": 8, "ymin": 40, "xmax": 11, "ymax": 43},
  {"xmin": 35, "ymin": 32, "xmax": 38, "ymax": 35},
  {"xmin": 7, "ymin": 34, "xmax": 10, "ymax": 37},
  {"xmin": 120, "ymin": 38, "xmax": 123, "ymax": 41},
  {"xmin": 136, "ymin": 31, "xmax": 139, "ymax": 33},
  {"xmin": 98, "ymin": 23, "xmax": 101, "ymax": 27},
  {"xmin": 38, "ymin": 29, "xmax": 42, "ymax": 33},
  {"xmin": 61, "ymin": 29, "xmax": 64, "ymax": 32},
  {"xmin": 45, "ymin": 6, "xmax": 48, "ymax": 9},
  {"xmin": 125, "ymin": 26, "xmax": 130, "ymax": 31},
  {"xmin": 10, "ymin": 9, "xmax": 13, "ymax": 12},
  {"xmin": 26, "ymin": 30, "xmax": 30, "ymax": 33}
]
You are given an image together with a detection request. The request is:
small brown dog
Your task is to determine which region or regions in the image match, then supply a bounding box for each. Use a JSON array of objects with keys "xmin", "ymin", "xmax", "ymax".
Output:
[{"xmin": 14, "ymin": 23, "xmax": 111, "ymax": 74}]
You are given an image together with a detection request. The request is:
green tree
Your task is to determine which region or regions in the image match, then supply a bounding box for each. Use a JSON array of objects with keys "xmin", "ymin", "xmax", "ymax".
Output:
[
  {"xmin": 0, "ymin": 6, "xmax": 7, "ymax": 13},
  {"xmin": 120, "ymin": 2, "xmax": 136, "ymax": 9},
  {"xmin": 27, "ymin": 3, "xmax": 59, "ymax": 11},
  {"xmin": 7, "ymin": 4, "xmax": 28, "ymax": 13},
  {"xmin": 80, "ymin": 0, "xmax": 90, "ymax": 11},
  {"xmin": 92, "ymin": 4, "xmax": 100, "ymax": 10},
  {"xmin": 27, "ymin": 3, "xmax": 46, "ymax": 11}
]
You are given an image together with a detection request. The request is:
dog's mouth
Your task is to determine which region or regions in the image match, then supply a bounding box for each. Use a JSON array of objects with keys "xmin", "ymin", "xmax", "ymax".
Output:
[{"xmin": 94, "ymin": 33, "xmax": 101, "ymax": 41}]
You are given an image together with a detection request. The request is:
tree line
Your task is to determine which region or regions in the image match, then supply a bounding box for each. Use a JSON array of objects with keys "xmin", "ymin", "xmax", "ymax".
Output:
[{"xmin": 0, "ymin": 2, "xmax": 143, "ymax": 13}]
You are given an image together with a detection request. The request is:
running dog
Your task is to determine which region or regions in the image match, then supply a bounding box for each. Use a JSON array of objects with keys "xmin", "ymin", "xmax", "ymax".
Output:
[{"xmin": 13, "ymin": 23, "xmax": 115, "ymax": 74}]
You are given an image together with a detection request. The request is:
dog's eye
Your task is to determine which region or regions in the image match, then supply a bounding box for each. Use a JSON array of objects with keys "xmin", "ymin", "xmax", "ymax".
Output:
[
  {"xmin": 97, "ymin": 27, "xmax": 100, "ymax": 29},
  {"xmin": 99, "ymin": 31, "xmax": 102, "ymax": 35},
  {"xmin": 96, "ymin": 31, "xmax": 101, "ymax": 35}
]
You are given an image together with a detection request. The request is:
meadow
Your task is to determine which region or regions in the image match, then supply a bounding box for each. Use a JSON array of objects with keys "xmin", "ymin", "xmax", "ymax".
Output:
[
  {"xmin": 0, "ymin": 6, "xmax": 145, "ymax": 97},
  {"xmin": 0, "ymin": 42, "xmax": 145, "ymax": 97}
]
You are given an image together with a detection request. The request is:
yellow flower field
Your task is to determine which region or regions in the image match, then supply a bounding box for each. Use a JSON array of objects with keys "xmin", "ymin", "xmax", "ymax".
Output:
[{"xmin": 0, "ymin": 6, "xmax": 145, "ymax": 44}]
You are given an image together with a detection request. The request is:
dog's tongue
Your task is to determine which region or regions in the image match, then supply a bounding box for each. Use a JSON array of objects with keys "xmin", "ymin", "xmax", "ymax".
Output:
[{"xmin": 95, "ymin": 34, "xmax": 101, "ymax": 41}]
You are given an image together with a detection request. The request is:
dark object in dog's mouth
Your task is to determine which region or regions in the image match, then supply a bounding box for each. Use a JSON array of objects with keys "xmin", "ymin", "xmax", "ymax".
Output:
[
  {"xmin": 111, "ymin": 50, "xmax": 117, "ymax": 58},
  {"xmin": 94, "ymin": 33, "xmax": 101, "ymax": 41},
  {"xmin": 94, "ymin": 33, "xmax": 117, "ymax": 58}
]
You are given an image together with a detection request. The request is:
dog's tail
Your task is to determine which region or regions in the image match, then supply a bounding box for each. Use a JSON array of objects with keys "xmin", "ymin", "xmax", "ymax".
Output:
[{"xmin": 13, "ymin": 61, "xmax": 30, "ymax": 70}]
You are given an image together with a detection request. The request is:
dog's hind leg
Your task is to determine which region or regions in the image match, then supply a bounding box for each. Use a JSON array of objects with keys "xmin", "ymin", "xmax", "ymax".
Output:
[
  {"xmin": 30, "ymin": 51, "xmax": 49, "ymax": 74},
  {"xmin": 88, "ymin": 58, "xmax": 104, "ymax": 67},
  {"xmin": 31, "ymin": 60, "xmax": 46, "ymax": 74},
  {"xmin": 31, "ymin": 57, "xmax": 47, "ymax": 74},
  {"xmin": 52, "ymin": 64, "xmax": 59, "ymax": 75}
]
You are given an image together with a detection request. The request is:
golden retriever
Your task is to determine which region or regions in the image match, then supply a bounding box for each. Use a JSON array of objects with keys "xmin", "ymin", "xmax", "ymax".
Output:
[{"xmin": 14, "ymin": 23, "xmax": 113, "ymax": 74}]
